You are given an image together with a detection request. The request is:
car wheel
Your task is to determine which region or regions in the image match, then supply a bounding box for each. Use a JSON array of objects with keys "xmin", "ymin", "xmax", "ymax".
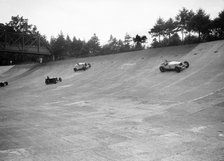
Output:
[
  {"xmin": 74, "ymin": 68, "xmax": 77, "ymax": 72},
  {"xmin": 4, "ymin": 82, "xmax": 8, "ymax": 86},
  {"xmin": 59, "ymin": 78, "xmax": 62, "ymax": 82},
  {"xmin": 175, "ymin": 67, "xmax": 181, "ymax": 73},
  {"xmin": 184, "ymin": 61, "xmax": 189, "ymax": 68},
  {"xmin": 159, "ymin": 66, "xmax": 165, "ymax": 72}
]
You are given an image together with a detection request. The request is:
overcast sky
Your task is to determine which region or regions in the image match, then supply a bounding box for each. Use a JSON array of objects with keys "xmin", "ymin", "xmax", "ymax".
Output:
[{"xmin": 0, "ymin": 0, "xmax": 224, "ymax": 45}]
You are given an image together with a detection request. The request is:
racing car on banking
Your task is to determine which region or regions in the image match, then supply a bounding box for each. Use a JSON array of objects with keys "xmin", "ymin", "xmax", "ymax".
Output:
[
  {"xmin": 159, "ymin": 60, "xmax": 189, "ymax": 73},
  {"xmin": 74, "ymin": 62, "xmax": 91, "ymax": 72},
  {"xmin": 45, "ymin": 76, "xmax": 62, "ymax": 85}
]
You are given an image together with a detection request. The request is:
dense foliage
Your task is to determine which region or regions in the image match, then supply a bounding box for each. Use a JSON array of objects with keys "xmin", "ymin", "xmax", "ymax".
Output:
[
  {"xmin": 0, "ymin": 15, "xmax": 50, "ymax": 65},
  {"xmin": 1, "ymin": 7, "xmax": 224, "ymax": 64},
  {"xmin": 0, "ymin": 15, "xmax": 38, "ymax": 34},
  {"xmin": 50, "ymin": 33, "xmax": 141, "ymax": 60},
  {"xmin": 149, "ymin": 8, "xmax": 224, "ymax": 48}
]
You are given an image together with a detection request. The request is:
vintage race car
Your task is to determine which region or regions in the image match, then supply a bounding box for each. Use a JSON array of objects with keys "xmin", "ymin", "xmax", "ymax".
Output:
[
  {"xmin": 45, "ymin": 77, "xmax": 62, "ymax": 85},
  {"xmin": 74, "ymin": 62, "xmax": 91, "ymax": 72},
  {"xmin": 0, "ymin": 81, "xmax": 8, "ymax": 87},
  {"xmin": 159, "ymin": 60, "xmax": 189, "ymax": 73}
]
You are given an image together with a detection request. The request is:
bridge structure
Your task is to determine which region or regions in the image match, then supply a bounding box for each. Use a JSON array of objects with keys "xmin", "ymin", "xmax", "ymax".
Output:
[{"xmin": 0, "ymin": 31, "xmax": 52, "ymax": 55}]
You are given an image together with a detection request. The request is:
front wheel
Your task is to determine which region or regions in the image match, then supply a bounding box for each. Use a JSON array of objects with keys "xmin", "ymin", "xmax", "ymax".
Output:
[
  {"xmin": 159, "ymin": 66, "xmax": 165, "ymax": 72},
  {"xmin": 59, "ymin": 78, "xmax": 62, "ymax": 82},
  {"xmin": 184, "ymin": 61, "xmax": 189, "ymax": 68}
]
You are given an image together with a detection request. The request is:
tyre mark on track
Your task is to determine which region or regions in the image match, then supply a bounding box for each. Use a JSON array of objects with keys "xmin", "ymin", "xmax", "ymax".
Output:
[{"xmin": 190, "ymin": 86, "xmax": 224, "ymax": 102}]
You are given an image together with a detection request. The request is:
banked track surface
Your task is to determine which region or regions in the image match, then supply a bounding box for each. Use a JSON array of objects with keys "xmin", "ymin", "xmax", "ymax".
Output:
[{"xmin": 0, "ymin": 41, "xmax": 224, "ymax": 161}]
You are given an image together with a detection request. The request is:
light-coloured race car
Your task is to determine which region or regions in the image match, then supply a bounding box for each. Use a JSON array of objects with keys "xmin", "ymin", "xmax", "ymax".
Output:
[
  {"xmin": 73, "ymin": 62, "xmax": 91, "ymax": 72},
  {"xmin": 159, "ymin": 60, "xmax": 189, "ymax": 73}
]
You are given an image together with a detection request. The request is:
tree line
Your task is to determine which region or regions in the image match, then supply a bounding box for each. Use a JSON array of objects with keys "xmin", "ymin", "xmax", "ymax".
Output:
[
  {"xmin": 49, "ymin": 32, "xmax": 145, "ymax": 60},
  {"xmin": 149, "ymin": 8, "xmax": 224, "ymax": 48},
  {"xmin": 0, "ymin": 15, "xmax": 146, "ymax": 64},
  {"xmin": 0, "ymin": 7, "xmax": 224, "ymax": 64}
]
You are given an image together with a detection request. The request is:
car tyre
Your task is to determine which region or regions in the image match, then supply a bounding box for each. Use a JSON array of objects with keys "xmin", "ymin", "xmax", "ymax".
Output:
[
  {"xmin": 59, "ymin": 78, "xmax": 62, "ymax": 82},
  {"xmin": 74, "ymin": 68, "xmax": 77, "ymax": 72},
  {"xmin": 175, "ymin": 67, "xmax": 181, "ymax": 73},
  {"xmin": 159, "ymin": 66, "xmax": 165, "ymax": 72},
  {"xmin": 184, "ymin": 61, "xmax": 189, "ymax": 68}
]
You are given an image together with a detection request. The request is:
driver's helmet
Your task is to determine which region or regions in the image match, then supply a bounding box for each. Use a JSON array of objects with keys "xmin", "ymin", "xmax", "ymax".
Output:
[{"xmin": 164, "ymin": 60, "xmax": 168, "ymax": 65}]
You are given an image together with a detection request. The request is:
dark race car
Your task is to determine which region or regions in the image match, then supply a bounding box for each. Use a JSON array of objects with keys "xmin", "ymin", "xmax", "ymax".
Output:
[
  {"xmin": 45, "ymin": 76, "xmax": 62, "ymax": 85},
  {"xmin": 159, "ymin": 60, "xmax": 189, "ymax": 73},
  {"xmin": 0, "ymin": 81, "xmax": 8, "ymax": 87},
  {"xmin": 74, "ymin": 62, "xmax": 91, "ymax": 72}
]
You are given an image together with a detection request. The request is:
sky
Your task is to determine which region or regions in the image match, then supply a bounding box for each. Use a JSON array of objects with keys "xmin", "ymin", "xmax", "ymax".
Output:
[{"xmin": 0, "ymin": 0, "xmax": 224, "ymax": 45}]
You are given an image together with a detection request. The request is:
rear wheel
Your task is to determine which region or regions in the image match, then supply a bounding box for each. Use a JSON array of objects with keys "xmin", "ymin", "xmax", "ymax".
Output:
[
  {"xmin": 175, "ymin": 67, "xmax": 181, "ymax": 73},
  {"xmin": 159, "ymin": 66, "xmax": 165, "ymax": 72},
  {"xmin": 184, "ymin": 61, "xmax": 189, "ymax": 68}
]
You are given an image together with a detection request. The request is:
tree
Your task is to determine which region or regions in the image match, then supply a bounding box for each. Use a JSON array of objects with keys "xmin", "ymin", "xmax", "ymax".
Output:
[
  {"xmin": 65, "ymin": 35, "xmax": 72, "ymax": 56},
  {"xmin": 176, "ymin": 8, "xmax": 194, "ymax": 41},
  {"xmin": 149, "ymin": 17, "xmax": 165, "ymax": 42},
  {"xmin": 189, "ymin": 9, "xmax": 211, "ymax": 41},
  {"xmin": 102, "ymin": 35, "xmax": 120, "ymax": 55},
  {"xmin": 164, "ymin": 18, "xmax": 178, "ymax": 44},
  {"xmin": 86, "ymin": 33, "xmax": 101, "ymax": 56},
  {"xmin": 123, "ymin": 33, "xmax": 132, "ymax": 51},
  {"xmin": 185, "ymin": 10, "xmax": 195, "ymax": 37},
  {"xmin": 108, "ymin": 35, "xmax": 121, "ymax": 53},
  {"xmin": 117, "ymin": 39, "xmax": 125, "ymax": 52},
  {"xmin": 133, "ymin": 35, "xmax": 147, "ymax": 50},
  {"xmin": 50, "ymin": 31, "xmax": 66, "ymax": 59},
  {"xmin": 212, "ymin": 10, "xmax": 224, "ymax": 39},
  {"xmin": 6, "ymin": 15, "xmax": 38, "ymax": 34},
  {"xmin": 168, "ymin": 33, "xmax": 181, "ymax": 46},
  {"xmin": 70, "ymin": 37, "xmax": 86, "ymax": 57},
  {"xmin": 150, "ymin": 38, "xmax": 160, "ymax": 48}
]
